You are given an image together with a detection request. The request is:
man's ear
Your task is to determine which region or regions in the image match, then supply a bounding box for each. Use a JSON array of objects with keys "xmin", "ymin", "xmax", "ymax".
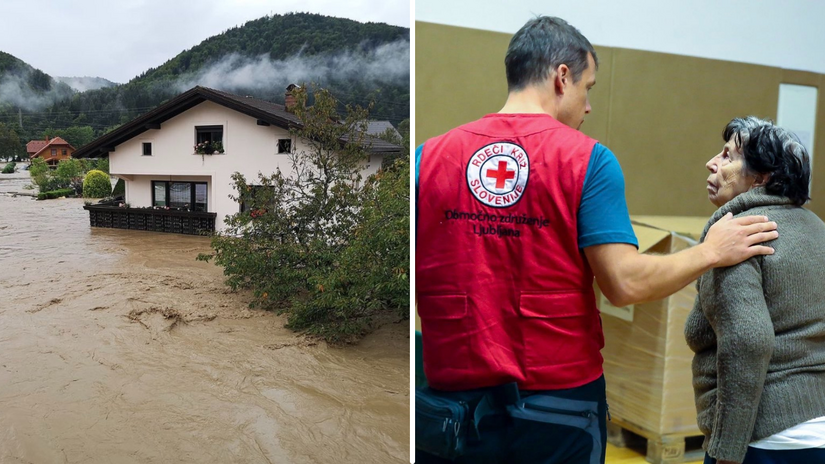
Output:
[
  {"xmin": 754, "ymin": 173, "xmax": 771, "ymax": 187},
  {"xmin": 554, "ymin": 64, "xmax": 570, "ymax": 94}
]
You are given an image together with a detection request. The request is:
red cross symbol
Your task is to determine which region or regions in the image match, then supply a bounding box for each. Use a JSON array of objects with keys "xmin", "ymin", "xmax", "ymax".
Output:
[{"xmin": 486, "ymin": 160, "xmax": 515, "ymax": 189}]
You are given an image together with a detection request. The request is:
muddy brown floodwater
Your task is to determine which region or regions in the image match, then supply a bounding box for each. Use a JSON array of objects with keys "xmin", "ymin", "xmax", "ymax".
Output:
[{"xmin": 0, "ymin": 171, "xmax": 410, "ymax": 464}]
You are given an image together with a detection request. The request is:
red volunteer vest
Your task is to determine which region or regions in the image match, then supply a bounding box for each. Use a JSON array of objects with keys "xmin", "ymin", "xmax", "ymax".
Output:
[{"xmin": 417, "ymin": 113, "xmax": 603, "ymax": 391}]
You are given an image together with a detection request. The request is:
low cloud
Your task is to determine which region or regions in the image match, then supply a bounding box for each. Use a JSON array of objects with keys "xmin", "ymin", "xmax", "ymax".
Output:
[
  {"xmin": 0, "ymin": 73, "xmax": 74, "ymax": 111},
  {"xmin": 174, "ymin": 39, "xmax": 409, "ymax": 94},
  {"xmin": 54, "ymin": 76, "xmax": 118, "ymax": 92}
]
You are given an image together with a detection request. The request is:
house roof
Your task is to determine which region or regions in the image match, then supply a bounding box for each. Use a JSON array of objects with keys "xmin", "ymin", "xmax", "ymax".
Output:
[
  {"xmin": 31, "ymin": 137, "xmax": 76, "ymax": 158},
  {"xmin": 72, "ymin": 86, "xmax": 403, "ymax": 158},
  {"xmin": 366, "ymin": 121, "xmax": 401, "ymax": 138},
  {"xmin": 26, "ymin": 140, "xmax": 48, "ymax": 155}
]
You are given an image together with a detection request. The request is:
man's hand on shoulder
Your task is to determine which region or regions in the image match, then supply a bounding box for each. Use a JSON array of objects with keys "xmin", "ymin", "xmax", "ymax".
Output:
[
  {"xmin": 584, "ymin": 213, "xmax": 778, "ymax": 307},
  {"xmin": 702, "ymin": 213, "xmax": 778, "ymax": 267}
]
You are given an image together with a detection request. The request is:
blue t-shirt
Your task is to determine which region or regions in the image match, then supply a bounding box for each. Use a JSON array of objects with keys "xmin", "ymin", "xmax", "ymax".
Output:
[{"xmin": 415, "ymin": 142, "xmax": 638, "ymax": 248}]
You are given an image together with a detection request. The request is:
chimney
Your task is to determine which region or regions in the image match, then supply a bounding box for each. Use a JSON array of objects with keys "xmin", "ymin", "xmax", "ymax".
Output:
[{"xmin": 285, "ymin": 84, "xmax": 301, "ymax": 113}]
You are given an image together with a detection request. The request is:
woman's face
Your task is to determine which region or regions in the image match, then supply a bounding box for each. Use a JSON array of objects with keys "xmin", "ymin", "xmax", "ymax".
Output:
[{"xmin": 706, "ymin": 137, "xmax": 759, "ymax": 207}]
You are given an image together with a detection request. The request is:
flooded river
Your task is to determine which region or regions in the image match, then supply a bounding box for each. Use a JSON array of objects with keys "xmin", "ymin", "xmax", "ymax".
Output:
[{"xmin": 0, "ymin": 170, "xmax": 410, "ymax": 463}]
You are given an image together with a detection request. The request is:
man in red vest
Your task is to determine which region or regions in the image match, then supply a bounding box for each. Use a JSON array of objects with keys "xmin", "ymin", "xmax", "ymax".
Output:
[{"xmin": 415, "ymin": 16, "xmax": 778, "ymax": 464}]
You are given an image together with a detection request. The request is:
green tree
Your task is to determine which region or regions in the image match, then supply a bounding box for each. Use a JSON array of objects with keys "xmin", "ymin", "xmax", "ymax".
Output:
[
  {"xmin": 29, "ymin": 158, "xmax": 55, "ymax": 191},
  {"xmin": 199, "ymin": 86, "xmax": 408, "ymax": 341},
  {"xmin": 46, "ymin": 126, "xmax": 96, "ymax": 149},
  {"xmin": 95, "ymin": 158, "xmax": 110, "ymax": 174},
  {"xmin": 28, "ymin": 69, "xmax": 51, "ymax": 92},
  {"xmin": 29, "ymin": 157, "xmax": 48, "ymax": 178},
  {"xmin": 0, "ymin": 122, "xmax": 25, "ymax": 162},
  {"xmin": 288, "ymin": 158, "xmax": 410, "ymax": 340},
  {"xmin": 54, "ymin": 159, "xmax": 85, "ymax": 194},
  {"xmin": 376, "ymin": 118, "xmax": 409, "ymax": 167}
]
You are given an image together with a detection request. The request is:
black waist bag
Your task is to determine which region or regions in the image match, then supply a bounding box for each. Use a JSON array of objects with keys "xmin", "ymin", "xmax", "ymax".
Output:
[{"xmin": 415, "ymin": 387, "xmax": 470, "ymax": 460}]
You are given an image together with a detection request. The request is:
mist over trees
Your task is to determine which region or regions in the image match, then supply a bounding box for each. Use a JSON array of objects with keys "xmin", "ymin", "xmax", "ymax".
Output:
[{"xmin": 0, "ymin": 13, "xmax": 409, "ymax": 152}]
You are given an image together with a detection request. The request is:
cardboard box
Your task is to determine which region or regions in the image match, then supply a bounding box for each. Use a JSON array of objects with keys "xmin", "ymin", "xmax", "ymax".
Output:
[{"xmin": 598, "ymin": 216, "xmax": 709, "ymax": 436}]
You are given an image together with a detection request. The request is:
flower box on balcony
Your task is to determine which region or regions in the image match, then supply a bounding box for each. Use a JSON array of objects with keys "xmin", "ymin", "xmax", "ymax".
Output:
[{"xmin": 194, "ymin": 141, "xmax": 225, "ymax": 155}]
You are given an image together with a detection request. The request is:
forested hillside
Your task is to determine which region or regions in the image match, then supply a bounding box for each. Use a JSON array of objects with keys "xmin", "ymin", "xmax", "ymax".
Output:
[{"xmin": 0, "ymin": 13, "xmax": 409, "ymax": 157}]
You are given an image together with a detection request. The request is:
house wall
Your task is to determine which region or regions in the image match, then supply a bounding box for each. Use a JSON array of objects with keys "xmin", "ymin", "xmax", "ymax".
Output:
[
  {"xmin": 35, "ymin": 146, "xmax": 74, "ymax": 164},
  {"xmin": 126, "ymin": 175, "xmax": 212, "ymax": 210},
  {"xmin": 109, "ymin": 101, "xmax": 381, "ymax": 231}
]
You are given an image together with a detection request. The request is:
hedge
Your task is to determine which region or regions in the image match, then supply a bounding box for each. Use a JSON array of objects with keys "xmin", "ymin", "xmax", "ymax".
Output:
[{"xmin": 37, "ymin": 188, "xmax": 75, "ymax": 200}]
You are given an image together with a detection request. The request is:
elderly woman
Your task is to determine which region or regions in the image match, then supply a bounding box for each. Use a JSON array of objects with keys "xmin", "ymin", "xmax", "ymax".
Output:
[{"xmin": 685, "ymin": 116, "xmax": 825, "ymax": 464}]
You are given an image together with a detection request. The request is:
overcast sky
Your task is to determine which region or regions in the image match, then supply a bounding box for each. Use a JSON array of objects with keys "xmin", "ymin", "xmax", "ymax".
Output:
[{"xmin": 0, "ymin": 0, "xmax": 410, "ymax": 83}]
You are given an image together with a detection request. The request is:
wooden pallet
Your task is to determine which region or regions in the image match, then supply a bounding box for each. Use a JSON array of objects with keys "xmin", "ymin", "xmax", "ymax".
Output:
[{"xmin": 607, "ymin": 417, "xmax": 704, "ymax": 464}]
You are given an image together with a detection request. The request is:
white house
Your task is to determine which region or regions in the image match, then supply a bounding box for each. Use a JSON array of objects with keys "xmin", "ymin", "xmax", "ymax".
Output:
[{"xmin": 73, "ymin": 86, "xmax": 403, "ymax": 234}]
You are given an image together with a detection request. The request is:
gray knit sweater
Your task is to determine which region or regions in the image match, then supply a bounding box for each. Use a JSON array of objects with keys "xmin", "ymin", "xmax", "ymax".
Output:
[{"xmin": 684, "ymin": 187, "xmax": 825, "ymax": 463}]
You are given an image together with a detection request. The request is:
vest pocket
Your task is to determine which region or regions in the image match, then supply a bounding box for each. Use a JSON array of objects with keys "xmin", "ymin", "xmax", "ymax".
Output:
[
  {"xmin": 418, "ymin": 293, "xmax": 467, "ymax": 320},
  {"xmin": 418, "ymin": 293, "xmax": 470, "ymax": 380},
  {"xmin": 517, "ymin": 291, "xmax": 594, "ymax": 374},
  {"xmin": 518, "ymin": 291, "xmax": 589, "ymax": 318}
]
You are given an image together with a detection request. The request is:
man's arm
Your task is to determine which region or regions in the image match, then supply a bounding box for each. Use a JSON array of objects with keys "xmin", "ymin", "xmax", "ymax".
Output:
[{"xmin": 584, "ymin": 212, "xmax": 777, "ymax": 307}]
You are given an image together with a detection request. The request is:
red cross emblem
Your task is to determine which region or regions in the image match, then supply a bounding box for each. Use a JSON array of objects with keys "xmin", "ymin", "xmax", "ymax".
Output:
[
  {"xmin": 486, "ymin": 160, "xmax": 515, "ymax": 189},
  {"xmin": 466, "ymin": 142, "xmax": 530, "ymax": 208}
]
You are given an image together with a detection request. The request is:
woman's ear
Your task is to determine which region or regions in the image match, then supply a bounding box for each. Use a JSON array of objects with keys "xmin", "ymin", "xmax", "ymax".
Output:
[{"xmin": 754, "ymin": 173, "xmax": 771, "ymax": 187}]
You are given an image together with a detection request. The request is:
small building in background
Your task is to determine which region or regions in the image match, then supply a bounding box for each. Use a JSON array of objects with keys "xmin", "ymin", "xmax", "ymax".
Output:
[{"xmin": 28, "ymin": 137, "xmax": 76, "ymax": 166}]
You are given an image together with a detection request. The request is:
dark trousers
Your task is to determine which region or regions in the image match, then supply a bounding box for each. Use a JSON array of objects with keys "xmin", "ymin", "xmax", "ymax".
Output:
[
  {"xmin": 704, "ymin": 447, "xmax": 825, "ymax": 464},
  {"xmin": 416, "ymin": 376, "xmax": 607, "ymax": 464}
]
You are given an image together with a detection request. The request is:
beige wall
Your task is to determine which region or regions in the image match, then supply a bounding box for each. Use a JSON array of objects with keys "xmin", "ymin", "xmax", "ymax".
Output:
[
  {"xmin": 109, "ymin": 101, "xmax": 382, "ymax": 230},
  {"xmin": 416, "ymin": 21, "xmax": 825, "ymax": 218}
]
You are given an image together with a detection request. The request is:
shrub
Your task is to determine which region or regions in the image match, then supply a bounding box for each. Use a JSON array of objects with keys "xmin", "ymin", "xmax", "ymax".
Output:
[
  {"xmin": 1, "ymin": 162, "xmax": 15, "ymax": 174},
  {"xmin": 34, "ymin": 175, "xmax": 62, "ymax": 192},
  {"xmin": 37, "ymin": 188, "xmax": 75, "ymax": 200},
  {"xmin": 82, "ymin": 170, "xmax": 112, "ymax": 198},
  {"xmin": 50, "ymin": 159, "xmax": 85, "ymax": 193},
  {"xmin": 29, "ymin": 158, "xmax": 48, "ymax": 177},
  {"xmin": 29, "ymin": 158, "xmax": 51, "ymax": 190}
]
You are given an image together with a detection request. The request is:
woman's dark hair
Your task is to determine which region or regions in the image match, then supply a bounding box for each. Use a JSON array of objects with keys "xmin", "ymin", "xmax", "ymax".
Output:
[{"xmin": 723, "ymin": 116, "xmax": 811, "ymax": 206}]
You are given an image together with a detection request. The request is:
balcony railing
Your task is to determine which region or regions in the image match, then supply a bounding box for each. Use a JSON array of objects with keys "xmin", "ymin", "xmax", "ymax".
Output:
[{"xmin": 83, "ymin": 204, "xmax": 216, "ymax": 235}]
